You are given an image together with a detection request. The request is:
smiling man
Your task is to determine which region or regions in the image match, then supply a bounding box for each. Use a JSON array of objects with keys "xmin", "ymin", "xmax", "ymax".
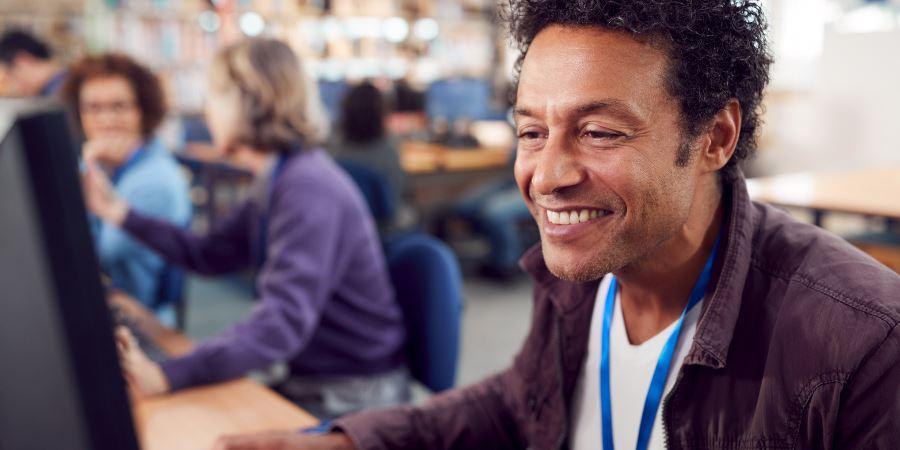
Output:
[{"xmin": 216, "ymin": 1, "xmax": 900, "ymax": 449}]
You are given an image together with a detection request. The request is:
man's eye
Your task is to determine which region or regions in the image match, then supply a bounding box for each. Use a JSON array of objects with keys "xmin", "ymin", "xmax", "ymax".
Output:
[
  {"xmin": 584, "ymin": 130, "xmax": 622, "ymax": 139},
  {"xmin": 519, "ymin": 131, "xmax": 544, "ymax": 140}
]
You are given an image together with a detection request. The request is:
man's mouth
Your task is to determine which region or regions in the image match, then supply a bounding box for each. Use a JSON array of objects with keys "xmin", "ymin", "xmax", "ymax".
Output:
[{"xmin": 545, "ymin": 208, "xmax": 614, "ymax": 225}]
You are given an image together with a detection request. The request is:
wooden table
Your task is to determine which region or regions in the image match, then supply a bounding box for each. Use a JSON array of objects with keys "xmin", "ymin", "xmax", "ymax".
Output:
[
  {"xmin": 112, "ymin": 293, "xmax": 318, "ymax": 450},
  {"xmin": 177, "ymin": 141, "xmax": 513, "ymax": 176},
  {"xmin": 399, "ymin": 141, "xmax": 512, "ymax": 174},
  {"xmin": 746, "ymin": 168, "xmax": 900, "ymax": 226}
]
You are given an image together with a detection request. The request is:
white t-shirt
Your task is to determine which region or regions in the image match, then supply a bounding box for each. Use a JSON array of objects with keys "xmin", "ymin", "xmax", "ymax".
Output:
[{"xmin": 570, "ymin": 275, "xmax": 704, "ymax": 450}]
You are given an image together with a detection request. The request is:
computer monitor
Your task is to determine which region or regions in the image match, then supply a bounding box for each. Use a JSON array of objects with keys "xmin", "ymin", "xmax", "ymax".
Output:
[{"xmin": 0, "ymin": 101, "xmax": 139, "ymax": 450}]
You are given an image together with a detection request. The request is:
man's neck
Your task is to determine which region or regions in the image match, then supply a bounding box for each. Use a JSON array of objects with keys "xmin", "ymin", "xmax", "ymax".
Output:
[
  {"xmin": 32, "ymin": 62, "xmax": 61, "ymax": 94},
  {"xmin": 614, "ymin": 179, "xmax": 724, "ymax": 345}
]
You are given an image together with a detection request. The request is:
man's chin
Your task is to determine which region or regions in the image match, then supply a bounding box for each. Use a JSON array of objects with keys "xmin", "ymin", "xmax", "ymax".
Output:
[{"xmin": 542, "ymin": 245, "xmax": 616, "ymax": 283}]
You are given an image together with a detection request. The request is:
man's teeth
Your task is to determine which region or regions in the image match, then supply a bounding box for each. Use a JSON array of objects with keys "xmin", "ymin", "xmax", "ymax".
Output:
[{"xmin": 546, "ymin": 209, "xmax": 609, "ymax": 225}]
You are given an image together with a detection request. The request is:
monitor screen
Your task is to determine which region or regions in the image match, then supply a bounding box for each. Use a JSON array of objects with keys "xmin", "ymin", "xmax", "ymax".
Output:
[{"xmin": 0, "ymin": 101, "xmax": 139, "ymax": 450}]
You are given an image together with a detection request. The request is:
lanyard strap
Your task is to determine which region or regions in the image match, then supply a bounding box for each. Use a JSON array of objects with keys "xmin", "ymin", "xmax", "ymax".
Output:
[
  {"xmin": 600, "ymin": 236, "xmax": 720, "ymax": 450},
  {"xmin": 110, "ymin": 145, "xmax": 146, "ymax": 186},
  {"xmin": 256, "ymin": 153, "xmax": 289, "ymax": 268}
]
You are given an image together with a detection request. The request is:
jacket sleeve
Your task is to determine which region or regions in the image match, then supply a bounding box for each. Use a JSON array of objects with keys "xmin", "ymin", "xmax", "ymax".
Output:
[
  {"xmin": 121, "ymin": 199, "xmax": 253, "ymax": 275},
  {"xmin": 159, "ymin": 180, "xmax": 344, "ymax": 390},
  {"xmin": 833, "ymin": 324, "xmax": 900, "ymax": 448},
  {"xmin": 330, "ymin": 288, "xmax": 561, "ymax": 450},
  {"xmin": 333, "ymin": 369, "xmax": 526, "ymax": 450}
]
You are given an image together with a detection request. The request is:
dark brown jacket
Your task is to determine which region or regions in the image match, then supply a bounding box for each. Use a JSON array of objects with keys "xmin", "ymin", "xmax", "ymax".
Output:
[{"xmin": 336, "ymin": 176, "xmax": 900, "ymax": 449}]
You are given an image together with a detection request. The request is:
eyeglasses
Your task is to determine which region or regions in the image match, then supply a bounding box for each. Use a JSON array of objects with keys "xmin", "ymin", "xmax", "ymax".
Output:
[{"xmin": 79, "ymin": 100, "xmax": 137, "ymax": 116}]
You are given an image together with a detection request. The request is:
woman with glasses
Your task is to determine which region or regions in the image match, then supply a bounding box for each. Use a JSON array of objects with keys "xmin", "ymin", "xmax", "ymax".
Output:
[{"xmin": 61, "ymin": 53, "xmax": 191, "ymax": 318}]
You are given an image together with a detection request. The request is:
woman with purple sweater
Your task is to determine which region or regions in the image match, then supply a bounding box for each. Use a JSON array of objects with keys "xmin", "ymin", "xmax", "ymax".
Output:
[{"xmin": 82, "ymin": 39, "xmax": 407, "ymax": 419}]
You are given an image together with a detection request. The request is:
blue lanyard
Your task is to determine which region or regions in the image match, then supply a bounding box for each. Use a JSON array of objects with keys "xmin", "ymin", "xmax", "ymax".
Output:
[
  {"xmin": 256, "ymin": 153, "xmax": 289, "ymax": 268},
  {"xmin": 600, "ymin": 236, "xmax": 721, "ymax": 450},
  {"xmin": 110, "ymin": 145, "xmax": 146, "ymax": 186}
]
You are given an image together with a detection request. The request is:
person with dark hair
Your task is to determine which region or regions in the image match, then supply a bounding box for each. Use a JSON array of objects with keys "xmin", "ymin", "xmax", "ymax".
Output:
[
  {"xmin": 215, "ymin": 1, "xmax": 900, "ymax": 449},
  {"xmin": 330, "ymin": 80, "xmax": 407, "ymax": 224},
  {"xmin": 0, "ymin": 29, "xmax": 67, "ymax": 96},
  {"xmin": 392, "ymin": 79, "xmax": 425, "ymax": 113},
  {"xmin": 62, "ymin": 53, "xmax": 190, "ymax": 316}
]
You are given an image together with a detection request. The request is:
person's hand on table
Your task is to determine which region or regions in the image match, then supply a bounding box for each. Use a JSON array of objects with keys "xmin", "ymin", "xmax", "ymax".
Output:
[
  {"xmin": 115, "ymin": 326, "xmax": 171, "ymax": 397},
  {"xmin": 81, "ymin": 146, "xmax": 129, "ymax": 226},
  {"xmin": 212, "ymin": 431, "xmax": 355, "ymax": 450}
]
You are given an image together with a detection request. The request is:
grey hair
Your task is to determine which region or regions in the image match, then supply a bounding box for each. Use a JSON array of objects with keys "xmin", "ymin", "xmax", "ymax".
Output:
[{"xmin": 210, "ymin": 38, "xmax": 328, "ymax": 153}]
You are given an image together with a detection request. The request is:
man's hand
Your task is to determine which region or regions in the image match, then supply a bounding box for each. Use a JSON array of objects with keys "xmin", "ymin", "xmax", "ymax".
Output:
[
  {"xmin": 212, "ymin": 431, "xmax": 355, "ymax": 450},
  {"xmin": 115, "ymin": 326, "xmax": 170, "ymax": 397}
]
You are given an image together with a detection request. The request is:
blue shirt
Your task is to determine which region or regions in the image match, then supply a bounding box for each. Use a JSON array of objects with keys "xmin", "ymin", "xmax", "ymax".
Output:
[{"xmin": 96, "ymin": 138, "xmax": 191, "ymax": 308}]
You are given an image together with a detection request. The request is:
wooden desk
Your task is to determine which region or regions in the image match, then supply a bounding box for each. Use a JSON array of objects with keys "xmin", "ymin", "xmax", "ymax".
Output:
[
  {"xmin": 400, "ymin": 141, "xmax": 511, "ymax": 174},
  {"xmin": 746, "ymin": 168, "xmax": 900, "ymax": 225},
  {"xmin": 178, "ymin": 141, "xmax": 512, "ymax": 176},
  {"xmin": 113, "ymin": 294, "xmax": 318, "ymax": 450}
]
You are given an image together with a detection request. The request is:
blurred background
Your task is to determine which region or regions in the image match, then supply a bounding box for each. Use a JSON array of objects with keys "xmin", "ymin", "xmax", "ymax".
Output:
[{"xmin": 1, "ymin": 0, "xmax": 898, "ymax": 395}]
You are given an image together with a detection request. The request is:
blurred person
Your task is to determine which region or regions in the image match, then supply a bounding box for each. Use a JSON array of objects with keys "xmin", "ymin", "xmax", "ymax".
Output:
[
  {"xmin": 61, "ymin": 53, "xmax": 191, "ymax": 315},
  {"xmin": 451, "ymin": 154, "xmax": 534, "ymax": 280},
  {"xmin": 329, "ymin": 81, "xmax": 407, "ymax": 222},
  {"xmin": 0, "ymin": 30, "xmax": 67, "ymax": 97},
  {"xmin": 385, "ymin": 79, "xmax": 429, "ymax": 138},
  {"xmin": 393, "ymin": 79, "xmax": 425, "ymax": 113},
  {"xmin": 214, "ymin": 1, "xmax": 900, "ymax": 449},
  {"xmin": 446, "ymin": 117, "xmax": 480, "ymax": 148},
  {"xmin": 82, "ymin": 38, "xmax": 407, "ymax": 419}
]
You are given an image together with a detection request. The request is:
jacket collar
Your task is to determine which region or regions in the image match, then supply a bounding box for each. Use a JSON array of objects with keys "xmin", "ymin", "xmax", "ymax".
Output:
[
  {"xmin": 519, "ymin": 173, "xmax": 757, "ymax": 369},
  {"xmin": 685, "ymin": 174, "xmax": 755, "ymax": 368},
  {"xmin": 519, "ymin": 244, "xmax": 599, "ymax": 315}
]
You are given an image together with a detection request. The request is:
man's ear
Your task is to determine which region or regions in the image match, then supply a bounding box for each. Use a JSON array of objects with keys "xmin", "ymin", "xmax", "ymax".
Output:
[{"xmin": 699, "ymin": 98, "xmax": 741, "ymax": 174}]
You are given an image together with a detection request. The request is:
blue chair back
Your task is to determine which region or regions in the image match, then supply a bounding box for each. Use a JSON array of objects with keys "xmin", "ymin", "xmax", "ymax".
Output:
[
  {"xmin": 385, "ymin": 233, "xmax": 463, "ymax": 392},
  {"xmin": 153, "ymin": 263, "xmax": 188, "ymax": 329},
  {"xmin": 337, "ymin": 159, "xmax": 396, "ymax": 223},
  {"xmin": 153, "ymin": 219, "xmax": 192, "ymax": 329}
]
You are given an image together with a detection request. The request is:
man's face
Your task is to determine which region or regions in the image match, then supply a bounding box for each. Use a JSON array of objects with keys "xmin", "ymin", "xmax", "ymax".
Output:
[
  {"xmin": 514, "ymin": 26, "xmax": 702, "ymax": 282},
  {"xmin": 2, "ymin": 53, "xmax": 45, "ymax": 96}
]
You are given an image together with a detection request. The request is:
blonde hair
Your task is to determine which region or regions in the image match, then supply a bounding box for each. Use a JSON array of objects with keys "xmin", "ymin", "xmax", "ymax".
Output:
[{"xmin": 209, "ymin": 38, "xmax": 328, "ymax": 153}]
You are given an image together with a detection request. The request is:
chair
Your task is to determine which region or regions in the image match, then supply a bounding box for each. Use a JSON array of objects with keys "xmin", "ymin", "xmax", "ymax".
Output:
[
  {"xmin": 385, "ymin": 233, "xmax": 464, "ymax": 392},
  {"xmin": 336, "ymin": 159, "xmax": 396, "ymax": 224},
  {"xmin": 153, "ymin": 264, "xmax": 188, "ymax": 330}
]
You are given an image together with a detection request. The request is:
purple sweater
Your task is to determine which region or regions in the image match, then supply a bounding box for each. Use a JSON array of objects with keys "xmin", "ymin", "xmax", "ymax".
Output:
[{"xmin": 122, "ymin": 149, "xmax": 405, "ymax": 390}]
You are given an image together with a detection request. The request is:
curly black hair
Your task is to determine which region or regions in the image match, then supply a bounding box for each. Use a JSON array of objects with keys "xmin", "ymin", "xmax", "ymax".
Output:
[
  {"xmin": 0, "ymin": 30, "xmax": 53, "ymax": 64},
  {"xmin": 503, "ymin": 0, "xmax": 773, "ymax": 182}
]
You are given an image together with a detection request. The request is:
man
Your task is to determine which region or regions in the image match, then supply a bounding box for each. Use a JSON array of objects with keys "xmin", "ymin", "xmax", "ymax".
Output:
[
  {"xmin": 216, "ymin": 1, "xmax": 900, "ymax": 449},
  {"xmin": 0, "ymin": 30, "xmax": 67, "ymax": 97}
]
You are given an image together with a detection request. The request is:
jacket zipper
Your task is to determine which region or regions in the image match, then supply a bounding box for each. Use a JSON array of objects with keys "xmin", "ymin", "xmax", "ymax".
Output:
[
  {"xmin": 662, "ymin": 366, "xmax": 688, "ymax": 450},
  {"xmin": 554, "ymin": 313, "xmax": 567, "ymax": 450}
]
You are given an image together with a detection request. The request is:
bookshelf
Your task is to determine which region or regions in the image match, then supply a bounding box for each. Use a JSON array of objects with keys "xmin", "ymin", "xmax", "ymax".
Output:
[{"xmin": 2, "ymin": 0, "xmax": 507, "ymax": 114}]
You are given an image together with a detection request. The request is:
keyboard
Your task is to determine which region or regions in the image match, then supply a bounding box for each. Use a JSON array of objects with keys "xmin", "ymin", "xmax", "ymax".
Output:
[{"xmin": 109, "ymin": 304, "xmax": 169, "ymax": 364}]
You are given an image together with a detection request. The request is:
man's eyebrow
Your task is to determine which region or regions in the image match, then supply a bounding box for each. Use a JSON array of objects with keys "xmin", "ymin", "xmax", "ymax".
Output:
[
  {"xmin": 575, "ymin": 100, "xmax": 642, "ymax": 125},
  {"xmin": 512, "ymin": 107, "xmax": 536, "ymax": 118},
  {"xmin": 512, "ymin": 100, "xmax": 643, "ymax": 125}
]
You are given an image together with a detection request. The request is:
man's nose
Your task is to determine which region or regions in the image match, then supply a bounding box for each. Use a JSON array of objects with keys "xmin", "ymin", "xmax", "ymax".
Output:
[{"xmin": 530, "ymin": 135, "xmax": 585, "ymax": 196}]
